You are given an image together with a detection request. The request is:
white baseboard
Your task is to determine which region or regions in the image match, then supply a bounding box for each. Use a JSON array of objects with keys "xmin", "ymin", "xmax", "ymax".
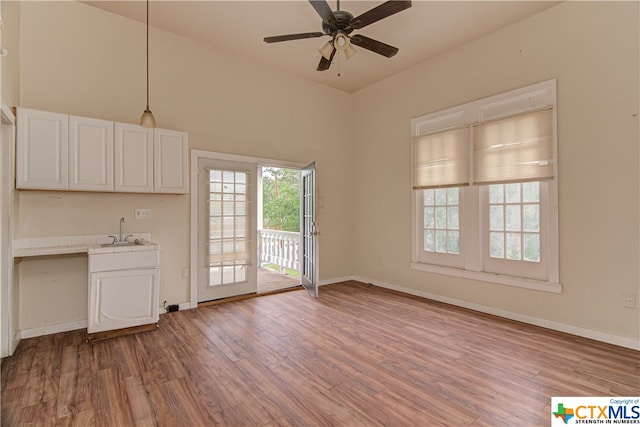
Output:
[
  {"xmin": 19, "ymin": 278, "xmax": 636, "ymax": 351},
  {"xmin": 350, "ymin": 275, "xmax": 640, "ymax": 351},
  {"xmin": 318, "ymin": 276, "xmax": 353, "ymax": 287},
  {"xmin": 20, "ymin": 320, "xmax": 87, "ymax": 339}
]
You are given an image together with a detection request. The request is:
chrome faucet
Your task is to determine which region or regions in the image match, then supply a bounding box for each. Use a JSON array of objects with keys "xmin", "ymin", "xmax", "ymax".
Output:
[{"xmin": 108, "ymin": 217, "xmax": 133, "ymax": 243}]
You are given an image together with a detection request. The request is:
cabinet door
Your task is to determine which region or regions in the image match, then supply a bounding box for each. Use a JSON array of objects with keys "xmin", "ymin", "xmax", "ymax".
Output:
[
  {"xmin": 154, "ymin": 128, "xmax": 189, "ymax": 194},
  {"xmin": 114, "ymin": 123, "xmax": 153, "ymax": 192},
  {"xmin": 69, "ymin": 116, "xmax": 114, "ymax": 191},
  {"xmin": 88, "ymin": 268, "xmax": 159, "ymax": 333},
  {"xmin": 16, "ymin": 108, "xmax": 68, "ymax": 190}
]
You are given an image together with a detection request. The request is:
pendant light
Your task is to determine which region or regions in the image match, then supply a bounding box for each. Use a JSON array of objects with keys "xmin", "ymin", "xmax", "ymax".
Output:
[{"xmin": 140, "ymin": 0, "xmax": 156, "ymax": 128}]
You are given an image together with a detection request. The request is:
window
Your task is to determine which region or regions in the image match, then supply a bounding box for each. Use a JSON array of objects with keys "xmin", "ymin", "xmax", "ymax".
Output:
[{"xmin": 411, "ymin": 80, "xmax": 560, "ymax": 292}]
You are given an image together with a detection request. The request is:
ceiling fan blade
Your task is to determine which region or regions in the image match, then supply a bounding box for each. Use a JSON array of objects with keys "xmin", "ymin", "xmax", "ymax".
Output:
[
  {"xmin": 317, "ymin": 48, "xmax": 336, "ymax": 71},
  {"xmin": 264, "ymin": 32, "xmax": 324, "ymax": 43},
  {"xmin": 350, "ymin": 35, "xmax": 399, "ymax": 58},
  {"xmin": 309, "ymin": 0, "xmax": 337, "ymax": 27},
  {"xmin": 349, "ymin": 0, "xmax": 412, "ymax": 30}
]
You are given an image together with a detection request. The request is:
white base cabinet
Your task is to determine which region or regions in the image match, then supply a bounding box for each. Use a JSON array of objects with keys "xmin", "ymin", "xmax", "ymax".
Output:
[{"xmin": 88, "ymin": 249, "xmax": 159, "ymax": 333}]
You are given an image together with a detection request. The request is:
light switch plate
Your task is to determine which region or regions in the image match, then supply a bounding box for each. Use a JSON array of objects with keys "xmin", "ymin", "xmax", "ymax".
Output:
[{"xmin": 135, "ymin": 208, "xmax": 152, "ymax": 219}]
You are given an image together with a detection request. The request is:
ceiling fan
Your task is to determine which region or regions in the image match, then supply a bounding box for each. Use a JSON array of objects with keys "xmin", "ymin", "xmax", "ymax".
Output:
[{"xmin": 263, "ymin": 0, "xmax": 412, "ymax": 71}]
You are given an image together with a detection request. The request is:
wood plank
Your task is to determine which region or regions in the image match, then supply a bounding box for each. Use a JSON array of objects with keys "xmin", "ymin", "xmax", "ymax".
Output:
[{"xmin": 2, "ymin": 281, "xmax": 638, "ymax": 425}]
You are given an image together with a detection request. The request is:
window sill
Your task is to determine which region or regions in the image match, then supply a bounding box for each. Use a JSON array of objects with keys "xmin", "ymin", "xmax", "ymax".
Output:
[{"xmin": 410, "ymin": 262, "xmax": 561, "ymax": 293}]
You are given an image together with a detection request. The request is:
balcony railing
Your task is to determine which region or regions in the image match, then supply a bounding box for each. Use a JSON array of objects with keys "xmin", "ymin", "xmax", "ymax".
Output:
[{"xmin": 259, "ymin": 229, "xmax": 299, "ymax": 274}]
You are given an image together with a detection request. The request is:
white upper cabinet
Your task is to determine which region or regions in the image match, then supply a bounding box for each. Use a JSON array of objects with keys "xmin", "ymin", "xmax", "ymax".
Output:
[
  {"xmin": 69, "ymin": 115, "xmax": 114, "ymax": 191},
  {"xmin": 114, "ymin": 123, "xmax": 154, "ymax": 193},
  {"xmin": 16, "ymin": 108, "xmax": 69, "ymax": 190},
  {"xmin": 154, "ymin": 128, "xmax": 189, "ymax": 194},
  {"xmin": 16, "ymin": 108, "xmax": 188, "ymax": 194}
]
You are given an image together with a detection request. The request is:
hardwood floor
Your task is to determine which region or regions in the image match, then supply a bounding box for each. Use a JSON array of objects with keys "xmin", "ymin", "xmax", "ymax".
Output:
[{"xmin": 2, "ymin": 281, "xmax": 639, "ymax": 426}]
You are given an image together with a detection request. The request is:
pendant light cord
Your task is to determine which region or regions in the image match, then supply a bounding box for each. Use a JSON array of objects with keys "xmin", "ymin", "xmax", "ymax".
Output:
[{"xmin": 145, "ymin": 0, "xmax": 150, "ymax": 110}]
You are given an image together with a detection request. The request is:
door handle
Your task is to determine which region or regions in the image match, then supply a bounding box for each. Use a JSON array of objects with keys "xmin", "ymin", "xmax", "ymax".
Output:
[{"xmin": 310, "ymin": 231, "xmax": 321, "ymax": 237}]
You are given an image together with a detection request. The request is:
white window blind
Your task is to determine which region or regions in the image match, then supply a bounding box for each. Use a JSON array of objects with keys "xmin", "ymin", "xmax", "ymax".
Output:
[
  {"xmin": 412, "ymin": 126, "xmax": 469, "ymax": 189},
  {"xmin": 473, "ymin": 108, "xmax": 554, "ymax": 184}
]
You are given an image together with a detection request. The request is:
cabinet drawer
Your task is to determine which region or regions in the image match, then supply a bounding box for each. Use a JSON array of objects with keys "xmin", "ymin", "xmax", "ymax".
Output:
[{"xmin": 89, "ymin": 250, "xmax": 159, "ymax": 272}]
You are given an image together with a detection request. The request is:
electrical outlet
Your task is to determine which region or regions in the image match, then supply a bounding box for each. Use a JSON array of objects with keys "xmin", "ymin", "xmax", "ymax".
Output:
[
  {"xmin": 623, "ymin": 294, "xmax": 636, "ymax": 309},
  {"xmin": 135, "ymin": 208, "xmax": 152, "ymax": 219},
  {"xmin": 182, "ymin": 267, "xmax": 190, "ymax": 278}
]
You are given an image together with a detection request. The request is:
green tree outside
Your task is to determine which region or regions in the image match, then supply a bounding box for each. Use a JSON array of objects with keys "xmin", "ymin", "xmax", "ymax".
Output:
[{"xmin": 262, "ymin": 167, "xmax": 300, "ymax": 232}]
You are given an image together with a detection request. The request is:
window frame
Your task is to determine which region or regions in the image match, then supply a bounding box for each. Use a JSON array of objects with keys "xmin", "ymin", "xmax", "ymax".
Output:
[{"xmin": 410, "ymin": 79, "xmax": 560, "ymax": 293}]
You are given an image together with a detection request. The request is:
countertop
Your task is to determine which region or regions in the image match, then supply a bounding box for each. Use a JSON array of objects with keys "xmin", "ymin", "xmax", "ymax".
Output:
[{"xmin": 13, "ymin": 234, "xmax": 158, "ymax": 258}]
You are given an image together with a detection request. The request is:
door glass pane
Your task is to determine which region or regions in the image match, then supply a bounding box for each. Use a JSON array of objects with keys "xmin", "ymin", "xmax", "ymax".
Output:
[{"xmin": 208, "ymin": 169, "xmax": 250, "ymax": 286}]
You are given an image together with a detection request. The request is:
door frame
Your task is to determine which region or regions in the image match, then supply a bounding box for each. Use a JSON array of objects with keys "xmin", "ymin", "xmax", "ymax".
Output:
[
  {"xmin": 190, "ymin": 150, "xmax": 307, "ymax": 308},
  {"xmin": 1, "ymin": 102, "xmax": 16, "ymax": 357}
]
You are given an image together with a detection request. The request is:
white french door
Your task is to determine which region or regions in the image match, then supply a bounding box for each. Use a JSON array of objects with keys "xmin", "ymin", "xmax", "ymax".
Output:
[
  {"xmin": 301, "ymin": 162, "xmax": 318, "ymax": 297},
  {"xmin": 198, "ymin": 158, "xmax": 257, "ymax": 302}
]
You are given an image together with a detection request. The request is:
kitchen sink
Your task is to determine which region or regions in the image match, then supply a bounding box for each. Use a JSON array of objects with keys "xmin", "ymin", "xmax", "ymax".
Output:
[{"xmin": 100, "ymin": 241, "xmax": 143, "ymax": 248}]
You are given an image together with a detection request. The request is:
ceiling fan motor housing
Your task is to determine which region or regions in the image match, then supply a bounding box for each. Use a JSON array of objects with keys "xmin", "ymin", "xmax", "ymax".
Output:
[{"xmin": 322, "ymin": 10, "xmax": 355, "ymax": 36}]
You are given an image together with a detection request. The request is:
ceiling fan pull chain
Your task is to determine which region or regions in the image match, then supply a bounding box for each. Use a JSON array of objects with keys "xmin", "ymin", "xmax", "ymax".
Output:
[{"xmin": 337, "ymin": 52, "xmax": 342, "ymax": 77}]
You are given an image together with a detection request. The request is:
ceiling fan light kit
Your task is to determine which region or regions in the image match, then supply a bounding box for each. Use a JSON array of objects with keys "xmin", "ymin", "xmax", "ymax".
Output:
[
  {"xmin": 319, "ymin": 40, "xmax": 334, "ymax": 60},
  {"xmin": 343, "ymin": 43, "xmax": 357, "ymax": 60},
  {"xmin": 264, "ymin": 0, "xmax": 412, "ymax": 72}
]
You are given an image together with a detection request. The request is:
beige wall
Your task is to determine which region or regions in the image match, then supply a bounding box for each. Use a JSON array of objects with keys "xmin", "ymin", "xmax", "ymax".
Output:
[
  {"xmin": 16, "ymin": 1, "xmax": 353, "ymax": 330},
  {"xmin": 10, "ymin": 1, "xmax": 639, "ymax": 346},
  {"xmin": 1, "ymin": 0, "xmax": 19, "ymax": 108},
  {"xmin": 352, "ymin": 1, "xmax": 639, "ymax": 344}
]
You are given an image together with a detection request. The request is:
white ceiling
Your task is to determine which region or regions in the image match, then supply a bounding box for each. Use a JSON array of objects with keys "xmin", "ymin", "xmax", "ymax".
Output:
[{"xmin": 85, "ymin": 1, "xmax": 559, "ymax": 93}]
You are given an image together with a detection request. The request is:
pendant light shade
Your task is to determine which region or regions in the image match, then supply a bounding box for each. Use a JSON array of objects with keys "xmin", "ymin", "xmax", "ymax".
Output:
[
  {"xmin": 140, "ymin": 108, "xmax": 156, "ymax": 128},
  {"xmin": 140, "ymin": 0, "xmax": 156, "ymax": 128}
]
